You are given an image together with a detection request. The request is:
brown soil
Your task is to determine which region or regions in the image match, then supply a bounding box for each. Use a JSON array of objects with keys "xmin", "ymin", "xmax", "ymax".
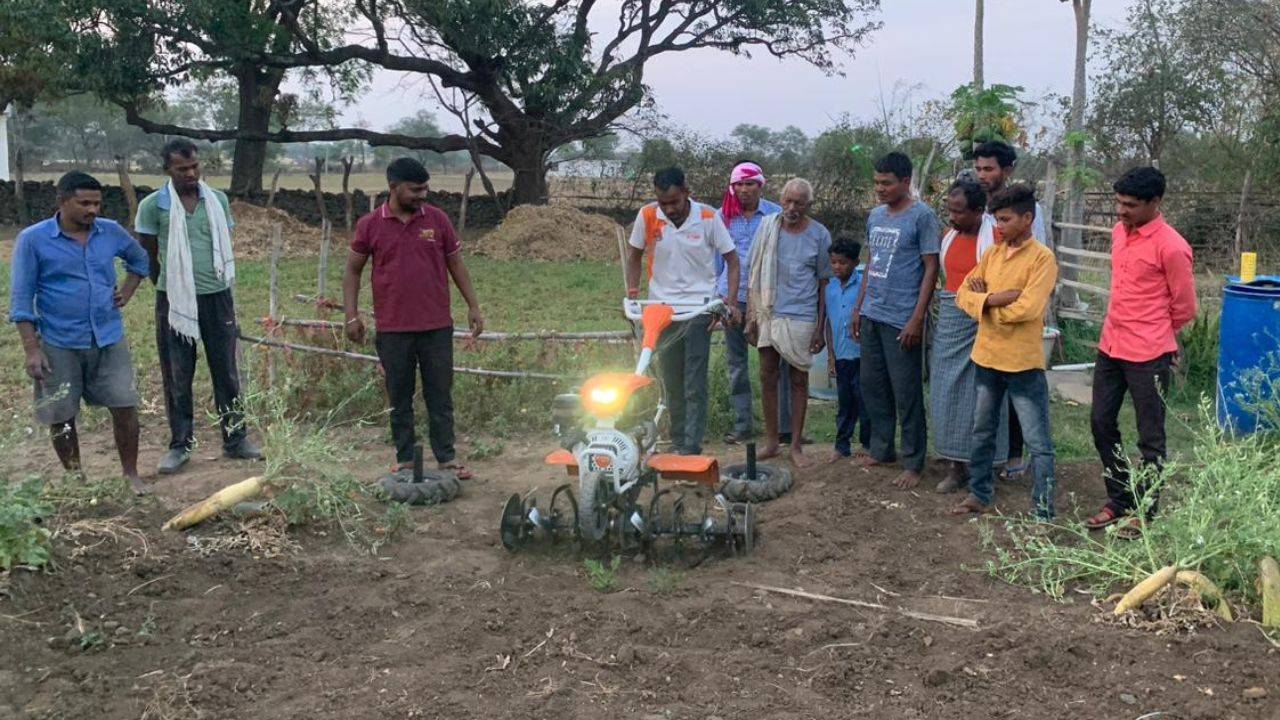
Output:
[
  {"xmin": 473, "ymin": 204, "xmax": 624, "ymax": 263},
  {"xmin": 1, "ymin": 422, "xmax": 1277, "ymax": 720},
  {"xmin": 229, "ymin": 201, "xmax": 340, "ymax": 259}
]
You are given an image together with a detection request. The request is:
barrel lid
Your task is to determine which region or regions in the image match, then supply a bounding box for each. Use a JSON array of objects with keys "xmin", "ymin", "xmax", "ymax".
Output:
[{"xmin": 1224, "ymin": 275, "xmax": 1280, "ymax": 296}]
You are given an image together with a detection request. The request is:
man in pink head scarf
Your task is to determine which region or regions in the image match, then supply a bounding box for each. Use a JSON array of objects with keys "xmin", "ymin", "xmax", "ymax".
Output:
[{"xmin": 716, "ymin": 161, "xmax": 798, "ymax": 445}]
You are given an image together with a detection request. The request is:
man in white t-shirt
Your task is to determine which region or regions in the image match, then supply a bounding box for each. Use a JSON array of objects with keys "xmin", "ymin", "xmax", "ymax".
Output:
[{"xmin": 625, "ymin": 167, "xmax": 741, "ymax": 455}]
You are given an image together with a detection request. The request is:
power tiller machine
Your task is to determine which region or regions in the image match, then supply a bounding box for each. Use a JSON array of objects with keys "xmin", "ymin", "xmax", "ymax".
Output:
[{"xmin": 499, "ymin": 298, "xmax": 757, "ymax": 561}]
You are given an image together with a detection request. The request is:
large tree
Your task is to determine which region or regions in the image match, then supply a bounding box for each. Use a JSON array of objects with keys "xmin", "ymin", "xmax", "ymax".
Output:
[
  {"xmin": 66, "ymin": 0, "xmax": 363, "ymax": 195},
  {"xmin": 1089, "ymin": 0, "xmax": 1219, "ymax": 166},
  {"xmin": 90, "ymin": 0, "xmax": 882, "ymax": 205}
]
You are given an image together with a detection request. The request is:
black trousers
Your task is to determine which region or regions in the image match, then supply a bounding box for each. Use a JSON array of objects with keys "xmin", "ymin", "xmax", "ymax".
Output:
[
  {"xmin": 155, "ymin": 289, "xmax": 245, "ymax": 451},
  {"xmin": 859, "ymin": 318, "xmax": 926, "ymax": 472},
  {"xmin": 375, "ymin": 329, "xmax": 456, "ymax": 465},
  {"xmin": 1090, "ymin": 350, "xmax": 1172, "ymax": 516}
]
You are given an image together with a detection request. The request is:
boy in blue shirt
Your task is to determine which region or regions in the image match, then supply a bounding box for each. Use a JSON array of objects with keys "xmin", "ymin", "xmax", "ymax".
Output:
[{"xmin": 825, "ymin": 235, "xmax": 871, "ymax": 462}]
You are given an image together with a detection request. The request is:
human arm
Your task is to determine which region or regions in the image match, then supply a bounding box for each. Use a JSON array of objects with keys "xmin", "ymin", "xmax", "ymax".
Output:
[
  {"xmin": 115, "ymin": 229, "xmax": 149, "ymax": 307},
  {"xmin": 992, "ymin": 250, "xmax": 1059, "ymax": 324},
  {"xmin": 625, "ymin": 211, "xmax": 647, "ymax": 298},
  {"xmin": 446, "ymin": 251, "xmax": 484, "ymax": 338},
  {"xmin": 955, "ymin": 255, "xmax": 990, "ymax": 322},
  {"xmin": 133, "ymin": 195, "xmax": 162, "ymax": 285},
  {"xmin": 721, "ymin": 250, "xmax": 742, "ymax": 325},
  {"xmin": 811, "ymin": 278, "xmax": 828, "ymax": 353},
  {"xmin": 899, "ymin": 254, "xmax": 938, "ymax": 349},
  {"xmin": 342, "ymin": 250, "xmax": 369, "ymax": 343},
  {"xmin": 1164, "ymin": 242, "xmax": 1198, "ymax": 333},
  {"xmin": 8, "ymin": 233, "xmax": 50, "ymax": 380},
  {"xmin": 851, "ymin": 267, "xmax": 869, "ymax": 340}
]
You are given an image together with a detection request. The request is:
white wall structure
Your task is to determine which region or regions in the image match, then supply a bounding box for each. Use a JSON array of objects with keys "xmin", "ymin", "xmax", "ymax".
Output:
[{"xmin": 0, "ymin": 106, "xmax": 10, "ymax": 182}]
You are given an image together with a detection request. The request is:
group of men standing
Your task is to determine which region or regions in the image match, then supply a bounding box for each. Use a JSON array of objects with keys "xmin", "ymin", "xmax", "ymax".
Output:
[
  {"xmin": 10, "ymin": 138, "xmax": 1197, "ymax": 529},
  {"xmin": 623, "ymin": 140, "xmax": 1195, "ymax": 526},
  {"xmin": 11, "ymin": 139, "xmax": 261, "ymax": 495}
]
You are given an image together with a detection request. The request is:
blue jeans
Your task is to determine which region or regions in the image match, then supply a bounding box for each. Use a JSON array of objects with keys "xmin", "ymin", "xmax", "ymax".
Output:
[
  {"xmin": 834, "ymin": 358, "xmax": 871, "ymax": 456},
  {"xmin": 969, "ymin": 365, "xmax": 1056, "ymax": 519}
]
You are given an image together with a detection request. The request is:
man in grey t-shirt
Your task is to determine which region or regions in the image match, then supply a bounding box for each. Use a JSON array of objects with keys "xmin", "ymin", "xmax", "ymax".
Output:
[
  {"xmin": 852, "ymin": 152, "xmax": 941, "ymax": 489},
  {"xmin": 746, "ymin": 178, "xmax": 830, "ymax": 468}
]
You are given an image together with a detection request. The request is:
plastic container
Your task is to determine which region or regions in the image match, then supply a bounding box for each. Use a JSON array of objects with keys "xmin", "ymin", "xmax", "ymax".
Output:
[{"xmin": 1216, "ymin": 276, "xmax": 1280, "ymax": 434}]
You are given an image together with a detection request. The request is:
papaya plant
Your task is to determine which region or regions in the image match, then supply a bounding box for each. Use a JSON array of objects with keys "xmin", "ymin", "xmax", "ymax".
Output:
[{"xmin": 950, "ymin": 83, "xmax": 1026, "ymax": 157}]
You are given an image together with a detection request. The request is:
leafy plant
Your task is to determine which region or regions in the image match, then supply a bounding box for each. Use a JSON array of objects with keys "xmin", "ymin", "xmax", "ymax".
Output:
[
  {"xmin": 950, "ymin": 83, "xmax": 1026, "ymax": 156},
  {"xmin": 1, "ymin": 476, "xmax": 53, "ymax": 570},
  {"xmin": 983, "ymin": 401, "xmax": 1280, "ymax": 605},
  {"xmin": 583, "ymin": 556, "xmax": 622, "ymax": 593},
  {"xmin": 647, "ymin": 566, "xmax": 685, "ymax": 596},
  {"xmin": 467, "ymin": 438, "xmax": 506, "ymax": 461}
]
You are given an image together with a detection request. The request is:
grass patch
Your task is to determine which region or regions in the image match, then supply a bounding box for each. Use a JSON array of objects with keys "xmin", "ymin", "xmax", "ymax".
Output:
[{"xmin": 647, "ymin": 566, "xmax": 685, "ymax": 596}]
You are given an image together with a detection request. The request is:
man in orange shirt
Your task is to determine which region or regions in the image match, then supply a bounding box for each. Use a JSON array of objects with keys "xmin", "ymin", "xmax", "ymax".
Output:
[{"xmin": 1085, "ymin": 167, "xmax": 1196, "ymax": 532}]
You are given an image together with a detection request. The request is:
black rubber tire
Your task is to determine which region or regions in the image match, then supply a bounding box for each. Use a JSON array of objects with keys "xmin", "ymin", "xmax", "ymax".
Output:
[
  {"xmin": 376, "ymin": 468, "xmax": 460, "ymax": 505},
  {"xmin": 718, "ymin": 463, "xmax": 793, "ymax": 503}
]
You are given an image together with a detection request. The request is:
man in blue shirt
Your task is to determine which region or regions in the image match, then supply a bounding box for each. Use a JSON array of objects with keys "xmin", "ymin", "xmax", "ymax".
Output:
[
  {"xmin": 824, "ymin": 235, "xmax": 870, "ymax": 461},
  {"xmin": 716, "ymin": 161, "xmax": 795, "ymax": 444},
  {"xmin": 852, "ymin": 152, "xmax": 942, "ymax": 489},
  {"xmin": 9, "ymin": 172, "xmax": 150, "ymax": 494}
]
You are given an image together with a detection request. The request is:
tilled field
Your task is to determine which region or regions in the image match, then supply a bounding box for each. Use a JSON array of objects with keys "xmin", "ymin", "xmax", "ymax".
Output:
[{"xmin": 1, "ymin": 421, "xmax": 1277, "ymax": 719}]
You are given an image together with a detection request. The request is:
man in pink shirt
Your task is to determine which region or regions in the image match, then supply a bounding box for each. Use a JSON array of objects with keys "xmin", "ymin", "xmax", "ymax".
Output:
[{"xmin": 1086, "ymin": 167, "xmax": 1196, "ymax": 532}]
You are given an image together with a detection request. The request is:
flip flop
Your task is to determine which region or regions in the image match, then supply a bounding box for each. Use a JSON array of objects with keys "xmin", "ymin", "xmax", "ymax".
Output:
[{"xmin": 1084, "ymin": 506, "xmax": 1124, "ymax": 530}]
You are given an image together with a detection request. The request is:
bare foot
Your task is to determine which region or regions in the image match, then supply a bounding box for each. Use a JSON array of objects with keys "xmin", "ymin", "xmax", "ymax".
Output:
[
  {"xmin": 826, "ymin": 449, "xmax": 848, "ymax": 464},
  {"xmin": 891, "ymin": 470, "xmax": 922, "ymax": 489},
  {"xmin": 790, "ymin": 447, "xmax": 814, "ymax": 469},
  {"xmin": 127, "ymin": 475, "xmax": 151, "ymax": 496},
  {"xmin": 757, "ymin": 443, "xmax": 781, "ymax": 461},
  {"xmin": 853, "ymin": 454, "xmax": 881, "ymax": 468}
]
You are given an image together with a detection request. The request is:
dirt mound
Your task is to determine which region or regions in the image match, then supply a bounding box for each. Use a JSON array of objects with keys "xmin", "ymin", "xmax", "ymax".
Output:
[
  {"xmin": 230, "ymin": 201, "xmax": 334, "ymax": 259},
  {"xmin": 475, "ymin": 204, "xmax": 623, "ymax": 263}
]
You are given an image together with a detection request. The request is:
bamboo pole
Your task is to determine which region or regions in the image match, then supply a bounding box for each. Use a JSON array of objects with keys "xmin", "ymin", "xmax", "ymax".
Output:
[
  {"xmin": 1052, "ymin": 221, "xmax": 1113, "ymax": 235},
  {"xmin": 1054, "ymin": 245, "xmax": 1112, "ymax": 261},
  {"xmin": 238, "ymin": 334, "xmax": 572, "ymax": 380},
  {"xmin": 269, "ymin": 317, "xmax": 631, "ymax": 342},
  {"xmin": 1057, "ymin": 278, "xmax": 1110, "ymax": 296}
]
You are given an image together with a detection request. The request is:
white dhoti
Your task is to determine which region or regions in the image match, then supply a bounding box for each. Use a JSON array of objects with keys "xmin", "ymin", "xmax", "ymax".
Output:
[{"xmin": 757, "ymin": 316, "xmax": 816, "ymax": 371}]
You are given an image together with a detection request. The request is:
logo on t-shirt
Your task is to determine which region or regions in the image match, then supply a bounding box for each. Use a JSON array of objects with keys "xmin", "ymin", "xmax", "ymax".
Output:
[
  {"xmin": 420, "ymin": 228, "xmax": 436, "ymax": 242},
  {"xmin": 867, "ymin": 226, "xmax": 900, "ymax": 281}
]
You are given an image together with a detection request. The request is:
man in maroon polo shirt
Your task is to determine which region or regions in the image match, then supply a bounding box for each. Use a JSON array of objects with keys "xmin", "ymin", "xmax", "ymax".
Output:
[{"xmin": 343, "ymin": 158, "xmax": 484, "ymax": 479}]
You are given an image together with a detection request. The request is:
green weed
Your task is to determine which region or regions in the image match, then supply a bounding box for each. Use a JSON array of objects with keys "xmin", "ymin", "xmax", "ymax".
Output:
[
  {"xmin": 647, "ymin": 566, "xmax": 685, "ymax": 595},
  {"xmin": 983, "ymin": 401, "xmax": 1279, "ymax": 605},
  {"xmin": 583, "ymin": 555, "xmax": 622, "ymax": 592},
  {"xmin": 467, "ymin": 438, "xmax": 506, "ymax": 461},
  {"xmin": 0, "ymin": 476, "xmax": 53, "ymax": 570}
]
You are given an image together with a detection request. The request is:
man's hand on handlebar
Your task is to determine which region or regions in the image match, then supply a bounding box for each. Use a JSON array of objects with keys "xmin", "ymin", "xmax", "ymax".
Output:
[{"xmin": 723, "ymin": 300, "xmax": 742, "ymax": 327}]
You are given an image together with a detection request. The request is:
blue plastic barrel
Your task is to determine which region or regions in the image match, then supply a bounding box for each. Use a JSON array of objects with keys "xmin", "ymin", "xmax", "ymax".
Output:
[{"xmin": 1216, "ymin": 275, "xmax": 1280, "ymax": 434}]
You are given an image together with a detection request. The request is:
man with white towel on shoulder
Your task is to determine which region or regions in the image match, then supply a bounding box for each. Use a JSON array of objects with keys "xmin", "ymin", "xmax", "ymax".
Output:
[{"xmin": 135, "ymin": 138, "xmax": 262, "ymax": 475}]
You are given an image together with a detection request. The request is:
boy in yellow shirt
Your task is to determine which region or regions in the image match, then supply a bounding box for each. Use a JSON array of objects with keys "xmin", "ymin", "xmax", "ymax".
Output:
[{"xmin": 951, "ymin": 185, "xmax": 1059, "ymax": 520}]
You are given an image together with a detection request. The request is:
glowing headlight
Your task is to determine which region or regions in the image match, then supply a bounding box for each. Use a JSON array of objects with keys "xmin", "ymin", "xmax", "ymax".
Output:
[{"xmin": 589, "ymin": 386, "xmax": 619, "ymax": 405}]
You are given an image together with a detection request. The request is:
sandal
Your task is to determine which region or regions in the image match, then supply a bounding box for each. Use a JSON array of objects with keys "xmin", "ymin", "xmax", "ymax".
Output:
[
  {"xmin": 1084, "ymin": 506, "xmax": 1124, "ymax": 530},
  {"xmin": 1001, "ymin": 462, "xmax": 1026, "ymax": 482},
  {"xmin": 439, "ymin": 462, "xmax": 475, "ymax": 480},
  {"xmin": 1113, "ymin": 516, "xmax": 1145, "ymax": 540}
]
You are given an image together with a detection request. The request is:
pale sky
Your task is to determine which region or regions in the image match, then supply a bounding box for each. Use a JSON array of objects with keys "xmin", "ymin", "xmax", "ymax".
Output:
[{"xmin": 335, "ymin": 0, "xmax": 1131, "ymax": 139}]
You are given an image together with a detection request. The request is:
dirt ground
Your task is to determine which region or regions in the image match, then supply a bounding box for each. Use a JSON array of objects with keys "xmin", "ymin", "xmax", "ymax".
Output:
[{"xmin": 1, "ymin": 419, "xmax": 1277, "ymax": 720}]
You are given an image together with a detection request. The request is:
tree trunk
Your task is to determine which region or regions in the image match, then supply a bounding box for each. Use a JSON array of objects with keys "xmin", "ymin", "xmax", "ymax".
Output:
[
  {"xmin": 115, "ymin": 155, "xmax": 139, "ymax": 227},
  {"xmin": 510, "ymin": 166, "xmax": 549, "ymax": 206},
  {"xmin": 228, "ymin": 67, "xmax": 284, "ymax": 198},
  {"xmin": 974, "ymin": 0, "xmax": 985, "ymax": 90},
  {"xmin": 1060, "ymin": 0, "xmax": 1092, "ymax": 309}
]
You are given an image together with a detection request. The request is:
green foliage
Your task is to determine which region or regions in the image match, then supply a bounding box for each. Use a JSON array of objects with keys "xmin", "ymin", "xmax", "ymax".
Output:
[
  {"xmin": 647, "ymin": 566, "xmax": 685, "ymax": 595},
  {"xmin": 467, "ymin": 438, "xmax": 506, "ymax": 461},
  {"xmin": 950, "ymin": 83, "xmax": 1026, "ymax": 156},
  {"xmin": 1175, "ymin": 313, "xmax": 1220, "ymax": 401},
  {"xmin": 983, "ymin": 402, "xmax": 1280, "ymax": 605},
  {"xmin": 0, "ymin": 477, "xmax": 53, "ymax": 571},
  {"xmin": 583, "ymin": 555, "xmax": 622, "ymax": 592}
]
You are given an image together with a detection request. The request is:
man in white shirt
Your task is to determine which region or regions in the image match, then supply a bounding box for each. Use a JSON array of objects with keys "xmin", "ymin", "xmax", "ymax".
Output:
[{"xmin": 625, "ymin": 167, "xmax": 742, "ymax": 455}]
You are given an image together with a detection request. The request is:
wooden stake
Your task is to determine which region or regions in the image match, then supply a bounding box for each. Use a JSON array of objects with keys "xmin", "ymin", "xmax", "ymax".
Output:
[
  {"xmin": 265, "ymin": 167, "xmax": 283, "ymax": 209},
  {"xmin": 115, "ymin": 155, "xmax": 139, "ymax": 227},
  {"xmin": 268, "ymin": 224, "xmax": 282, "ymax": 386},
  {"xmin": 341, "ymin": 156, "xmax": 355, "ymax": 231},
  {"xmin": 308, "ymin": 157, "xmax": 329, "ymax": 223},
  {"xmin": 459, "ymin": 167, "xmax": 475, "ymax": 231},
  {"xmin": 731, "ymin": 581, "xmax": 980, "ymax": 630},
  {"xmin": 317, "ymin": 219, "xmax": 332, "ymax": 303}
]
